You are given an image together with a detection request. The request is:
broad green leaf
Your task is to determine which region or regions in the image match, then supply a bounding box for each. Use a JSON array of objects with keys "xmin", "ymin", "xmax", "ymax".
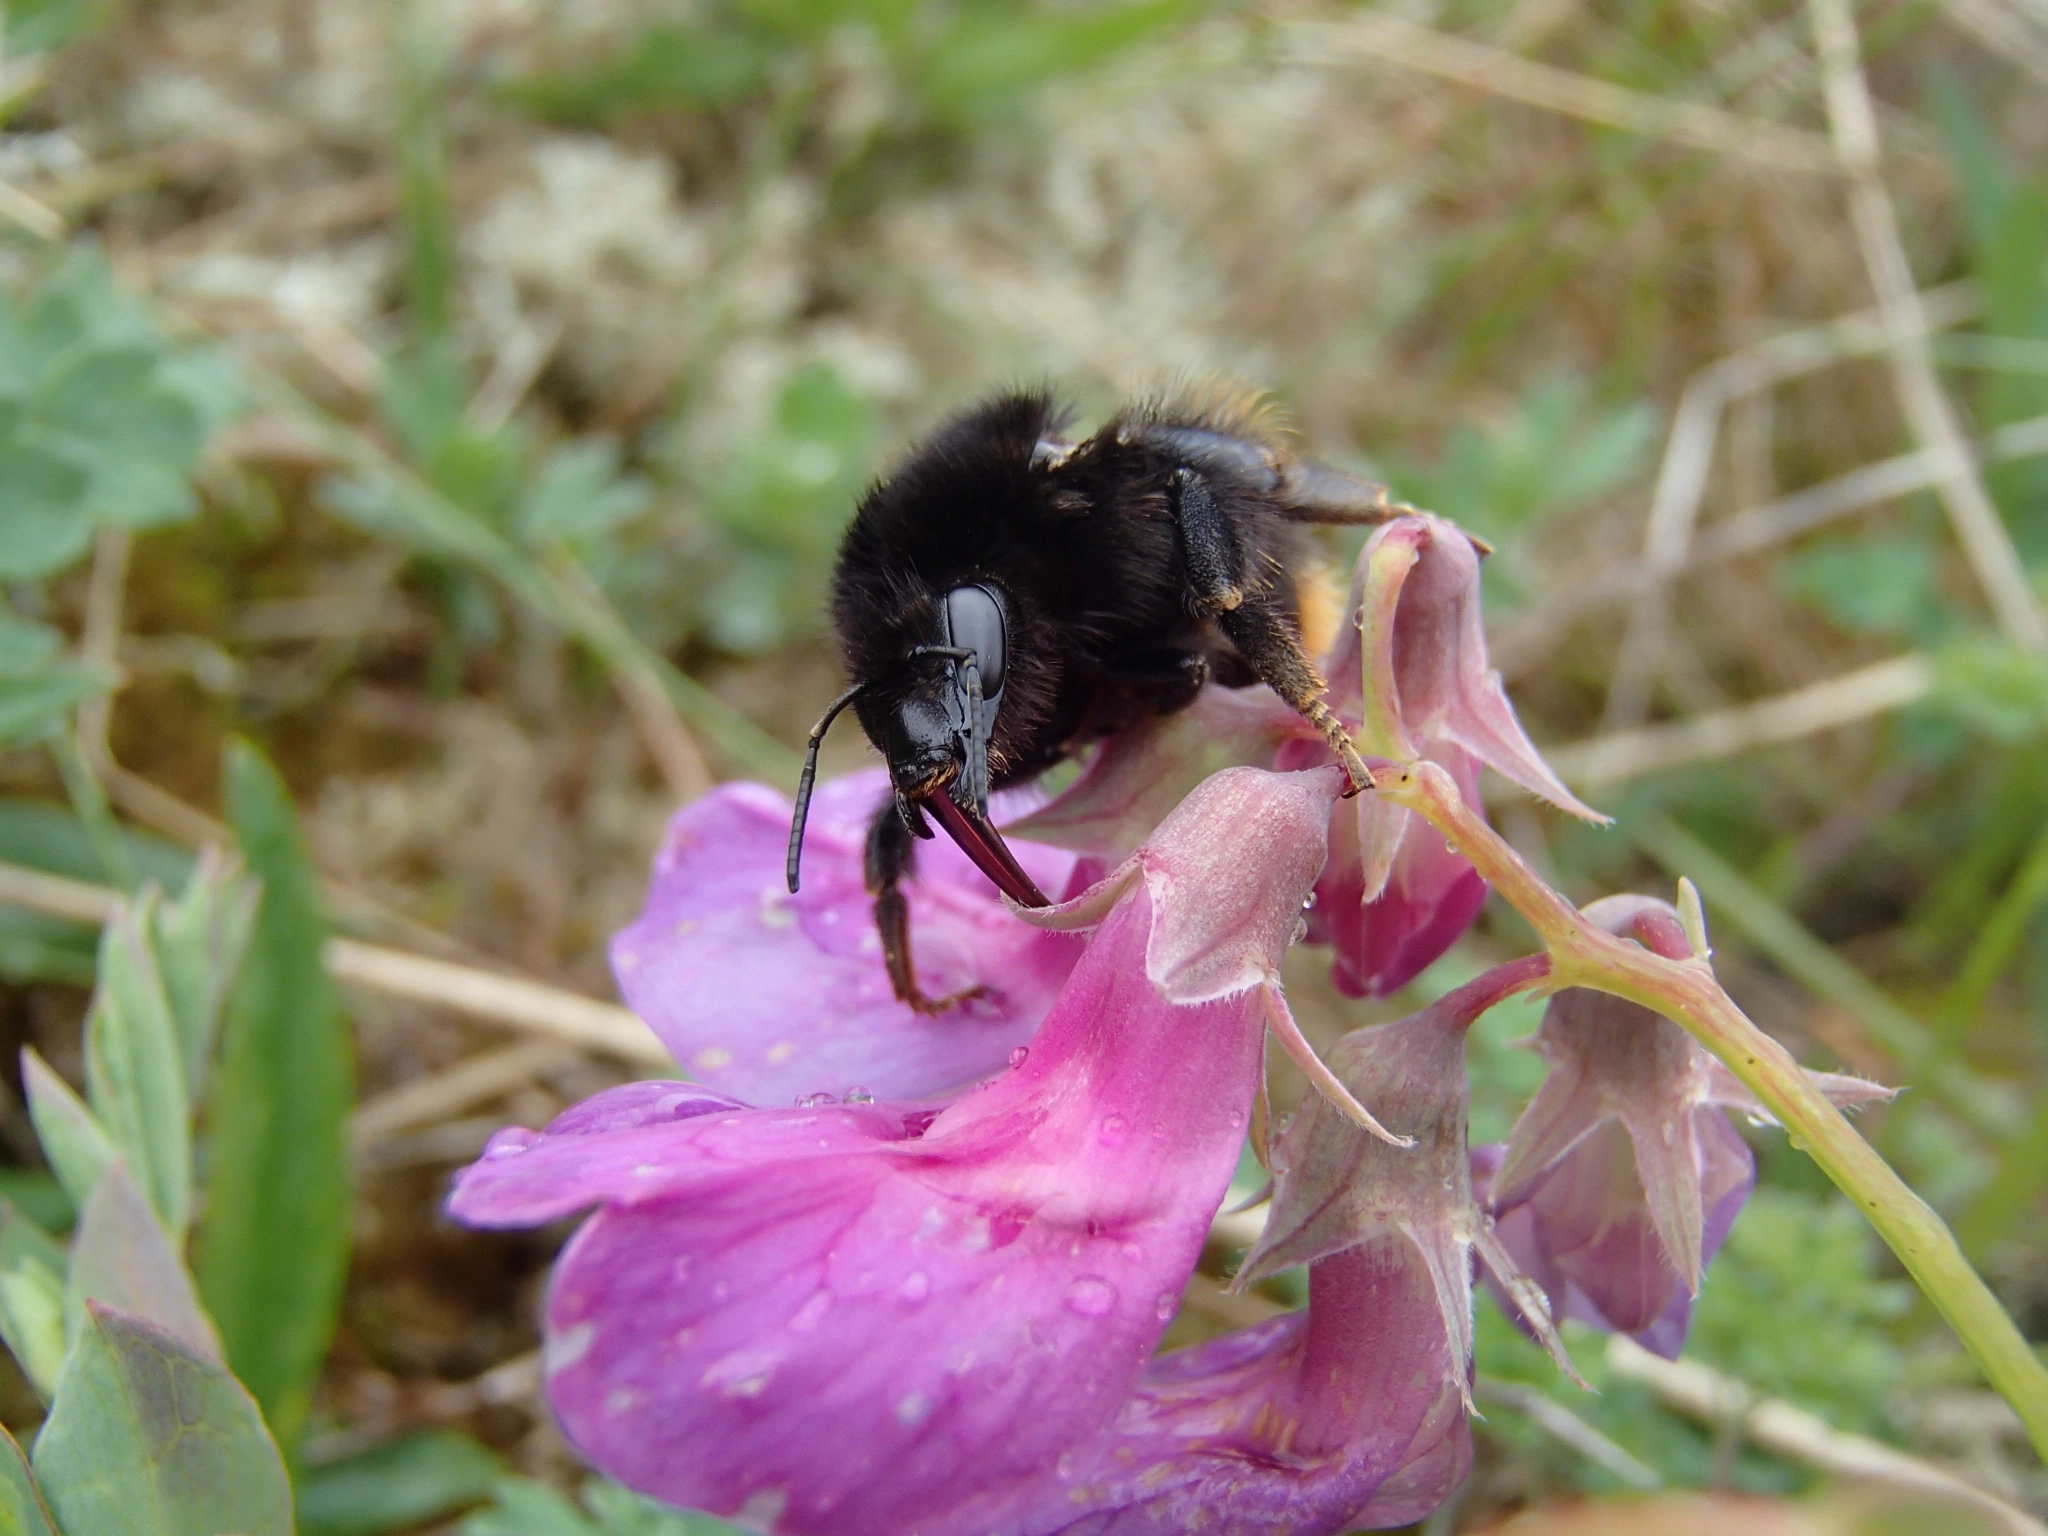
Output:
[
  {"xmin": 513, "ymin": 439, "xmax": 652, "ymax": 546},
  {"xmin": 0, "ymin": 1259, "xmax": 67, "ymax": 1402},
  {"xmin": 0, "ymin": 612, "xmax": 59, "ymax": 672},
  {"xmin": 34, "ymin": 345, "xmax": 159, "ymax": 435},
  {"xmin": 0, "ymin": 664, "xmax": 112, "ymax": 746},
  {"xmin": 297, "ymin": 1431, "xmax": 502, "ymax": 1536},
  {"xmin": 33, "ymin": 1301, "xmax": 292, "ymax": 1536},
  {"xmin": 84, "ymin": 898, "xmax": 191, "ymax": 1241},
  {"xmin": 0, "ymin": 796, "xmax": 193, "ymax": 888},
  {"xmin": 461, "ymin": 1477, "xmax": 752, "ymax": 1536},
  {"xmin": 0, "ymin": 441, "xmax": 92, "ymax": 581},
  {"xmin": 198, "ymin": 740, "xmax": 353, "ymax": 1459},
  {"xmin": 0, "ymin": 1426, "xmax": 56, "ymax": 1536},
  {"xmin": 66, "ymin": 1161, "xmax": 221, "ymax": 1362},
  {"xmin": 21, "ymin": 1049, "xmax": 113, "ymax": 1212},
  {"xmin": 0, "ymin": 1198, "xmax": 70, "ymax": 1398},
  {"xmin": 0, "ymin": 1199, "xmax": 69, "ymax": 1275},
  {"xmin": 153, "ymin": 848, "xmax": 259, "ymax": 1102}
]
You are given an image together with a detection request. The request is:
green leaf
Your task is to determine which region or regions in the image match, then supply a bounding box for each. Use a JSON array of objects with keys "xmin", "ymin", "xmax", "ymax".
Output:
[
  {"xmin": 0, "ymin": 441, "xmax": 92, "ymax": 582},
  {"xmin": 0, "ymin": 1258, "xmax": 67, "ymax": 1402},
  {"xmin": 513, "ymin": 439, "xmax": 652, "ymax": 546},
  {"xmin": 84, "ymin": 897, "xmax": 192, "ymax": 1242},
  {"xmin": 33, "ymin": 1301, "xmax": 292, "ymax": 1536},
  {"xmin": 0, "ymin": 797, "xmax": 194, "ymax": 888},
  {"xmin": 0, "ymin": 1200, "xmax": 71, "ymax": 1398},
  {"xmin": 197, "ymin": 740, "xmax": 354, "ymax": 1460},
  {"xmin": 152, "ymin": 848, "xmax": 259, "ymax": 1103},
  {"xmin": 0, "ymin": 663, "xmax": 113, "ymax": 746},
  {"xmin": 66, "ymin": 1161, "xmax": 221, "ymax": 1362},
  {"xmin": 461, "ymin": 1477, "xmax": 753, "ymax": 1536},
  {"xmin": 21, "ymin": 1048, "xmax": 114, "ymax": 1213},
  {"xmin": 298, "ymin": 1431, "xmax": 502, "ymax": 1536},
  {"xmin": 0, "ymin": 1426, "xmax": 56, "ymax": 1536}
]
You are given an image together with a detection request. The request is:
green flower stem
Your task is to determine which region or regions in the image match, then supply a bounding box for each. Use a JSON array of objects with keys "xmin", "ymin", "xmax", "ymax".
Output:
[{"xmin": 1373, "ymin": 758, "xmax": 2048, "ymax": 1457}]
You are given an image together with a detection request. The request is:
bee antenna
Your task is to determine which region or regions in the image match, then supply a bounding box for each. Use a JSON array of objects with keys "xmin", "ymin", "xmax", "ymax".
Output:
[{"xmin": 787, "ymin": 682, "xmax": 865, "ymax": 894}]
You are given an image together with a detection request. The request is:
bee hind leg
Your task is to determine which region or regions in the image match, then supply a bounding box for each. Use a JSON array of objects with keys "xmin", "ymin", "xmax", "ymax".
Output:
[
  {"xmin": 867, "ymin": 802, "xmax": 988, "ymax": 1015},
  {"xmin": 1168, "ymin": 466, "xmax": 1373, "ymax": 795}
]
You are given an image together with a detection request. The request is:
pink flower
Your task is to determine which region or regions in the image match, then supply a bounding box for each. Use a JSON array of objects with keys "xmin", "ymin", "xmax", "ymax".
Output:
[
  {"xmin": 1484, "ymin": 896, "xmax": 1891, "ymax": 1358},
  {"xmin": 449, "ymin": 767, "xmax": 1348, "ymax": 1535},
  {"xmin": 1302, "ymin": 514, "xmax": 1604, "ymax": 996},
  {"xmin": 611, "ymin": 768, "xmax": 1080, "ymax": 1103},
  {"xmin": 949, "ymin": 959, "xmax": 1573, "ymax": 1535}
]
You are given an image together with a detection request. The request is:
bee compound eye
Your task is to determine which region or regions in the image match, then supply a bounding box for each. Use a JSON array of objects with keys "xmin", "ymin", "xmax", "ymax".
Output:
[{"xmin": 940, "ymin": 584, "xmax": 1007, "ymax": 696}]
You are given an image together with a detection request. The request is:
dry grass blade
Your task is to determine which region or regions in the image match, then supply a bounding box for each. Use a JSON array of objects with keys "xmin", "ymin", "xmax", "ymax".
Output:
[
  {"xmin": 1550, "ymin": 654, "xmax": 1935, "ymax": 788},
  {"xmin": 352, "ymin": 1038, "xmax": 581, "ymax": 1148},
  {"xmin": 1810, "ymin": 0, "xmax": 2048, "ymax": 653},
  {"xmin": 0, "ymin": 859, "xmax": 670, "ymax": 1067},
  {"xmin": 1282, "ymin": 14, "xmax": 1842, "ymax": 174},
  {"xmin": 1597, "ymin": 285, "xmax": 1978, "ymax": 726},
  {"xmin": 1933, "ymin": 0, "xmax": 2048, "ymax": 88},
  {"xmin": 1605, "ymin": 1335, "xmax": 2046, "ymax": 1535}
]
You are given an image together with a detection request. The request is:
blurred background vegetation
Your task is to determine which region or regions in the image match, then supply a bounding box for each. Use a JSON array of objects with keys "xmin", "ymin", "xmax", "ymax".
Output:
[{"xmin": 0, "ymin": 0, "xmax": 2046, "ymax": 1529}]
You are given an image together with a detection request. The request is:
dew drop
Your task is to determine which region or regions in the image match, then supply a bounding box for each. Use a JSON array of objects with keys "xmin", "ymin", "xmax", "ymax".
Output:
[
  {"xmin": 899, "ymin": 1271, "xmax": 931, "ymax": 1305},
  {"xmin": 1009, "ymin": 1046, "xmax": 1030, "ymax": 1069},
  {"xmin": 483, "ymin": 1134, "xmax": 532, "ymax": 1160},
  {"xmin": 1098, "ymin": 1114, "xmax": 1128, "ymax": 1148},
  {"xmin": 1301, "ymin": 890, "xmax": 1318, "ymax": 911},
  {"xmin": 1155, "ymin": 1292, "xmax": 1178, "ymax": 1322},
  {"xmin": 1290, "ymin": 917, "xmax": 1309, "ymax": 945},
  {"xmin": 1064, "ymin": 1275, "xmax": 1117, "ymax": 1317},
  {"xmin": 795, "ymin": 1091, "xmax": 838, "ymax": 1108},
  {"xmin": 844, "ymin": 1086, "xmax": 875, "ymax": 1104}
]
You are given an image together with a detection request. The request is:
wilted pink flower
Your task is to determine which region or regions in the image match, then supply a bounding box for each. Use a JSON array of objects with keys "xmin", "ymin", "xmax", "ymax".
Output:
[
  {"xmin": 450, "ymin": 767, "xmax": 1348, "ymax": 1536},
  {"xmin": 611, "ymin": 768, "xmax": 1080, "ymax": 1103},
  {"xmin": 1485, "ymin": 896, "xmax": 1892, "ymax": 1357},
  {"xmin": 949, "ymin": 959, "xmax": 1571, "ymax": 1536},
  {"xmin": 1300, "ymin": 514, "xmax": 1605, "ymax": 997}
]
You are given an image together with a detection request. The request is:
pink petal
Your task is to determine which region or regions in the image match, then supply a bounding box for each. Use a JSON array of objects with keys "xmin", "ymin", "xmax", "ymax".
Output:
[
  {"xmin": 1347, "ymin": 515, "xmax": 1603, "ymax": 822},
  {"xmin": 454, "ymin": 765, "xmax": 1342, "ymax": 1534},
  {"xmin": 1009, "ymin": 688, "xmax": 1296, "ymax": 864},
  {"xmin": 970, "ymin": 1242, "xmax": 1471, "ymax": 1536},
  {"xmin": 1285, "ymin": 740, "xmax": 1488, "ymax": 999},
  {"xmin": 611, "ymin": 771, "xmax": 1080, "ymax": 1103}
]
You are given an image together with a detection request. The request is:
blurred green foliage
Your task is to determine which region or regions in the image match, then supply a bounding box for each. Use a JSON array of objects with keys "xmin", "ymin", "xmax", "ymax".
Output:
[
  {"xmin": 493, "ymin": 0, "xmax": 1211, "ymax": 133},
  {"xmin": 0, "ymin": 251, "xmax": 240, "ymax": 582},
  {"xmin": 463, "ymin": 1477, "xmax": 750, "ymax": 1536},
  {"xmin": 298, "ymin": 1431, "xmax": 505, "ymax": 1536}
]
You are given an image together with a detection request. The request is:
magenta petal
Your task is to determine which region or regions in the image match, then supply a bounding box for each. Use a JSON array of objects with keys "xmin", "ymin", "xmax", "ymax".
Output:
[
  {"xmin": 611, "ymin": 771, "xmax": 1080, "ymax": 1103},
  {"xmin": 463, "ymin": 871, "xmax": 1284, "ymax": 1535},
  {"xmin": 1292, "ymin": 740, "xmax": 1488, "ymax": 998},
  {"xmin": 970, "ymin": 1241, "xmax": 1471, "ymax": 1536}
]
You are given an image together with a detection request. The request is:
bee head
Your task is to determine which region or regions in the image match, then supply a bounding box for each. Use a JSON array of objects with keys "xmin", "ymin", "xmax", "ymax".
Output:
[{"xmin": 882, "ymin": 583, "xmax": 1008, "ymax": 811}]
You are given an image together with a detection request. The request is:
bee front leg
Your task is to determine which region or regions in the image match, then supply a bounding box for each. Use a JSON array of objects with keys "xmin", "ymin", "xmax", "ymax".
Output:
[
  {"xmin": 1168, "ymin": 467, "xmax": 1373, "ymax": 794},
  {"xmin": 867, "ymin": 802, "xmax": 989, "ymax": 1016}
]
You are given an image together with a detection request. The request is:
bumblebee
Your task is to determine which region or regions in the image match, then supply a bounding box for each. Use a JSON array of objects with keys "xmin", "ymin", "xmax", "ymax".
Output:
[{"xmin": 786, "ymin": 387, "xmax": 1401, "ymax": 1012}]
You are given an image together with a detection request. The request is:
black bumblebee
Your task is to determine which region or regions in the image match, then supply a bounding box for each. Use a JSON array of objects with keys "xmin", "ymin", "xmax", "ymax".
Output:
[{"xmin": 785, "ymin": 387, "xmax": 1403, "ymax": 1012}]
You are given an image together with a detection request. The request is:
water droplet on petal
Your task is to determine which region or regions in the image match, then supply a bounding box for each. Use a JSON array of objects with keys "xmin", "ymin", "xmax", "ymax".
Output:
[
  {"xmin": 1098, "ymin": 1114, "xmax": 1128, "ymax": 1148},
  {"xmin": 1156, "ymin": 1292, "xmax": 1178, "ymax": 1322},
  {"xmin": 1290, "ymin": 917, "xmax": 1309, "ymax": 945},
  {"xmin": 899, "ymin": 1271, "xmax": 931, "ymax": 1305},
  {"xmin": 844, "ymin": 1086, "xmax": 875, "ymax": 1104},
  {"xmin": 795, "ymin": 1091, "xmax": 838, "ymax": 1108},
  {"xmin": 1009, "ymin": 1046, "xmax": 1030, "ymax": 1068},
  {"xmin": 1301, "ymin": 890, "xmax": 1318, "ymax": 911},
  {"xmin": 1063, "ymin": 1275, "xmax": 1117, "ymax": 1317},
  {"xmin": 483, "ymin": 1132, "xmax": 533, "ymax": 1159}
]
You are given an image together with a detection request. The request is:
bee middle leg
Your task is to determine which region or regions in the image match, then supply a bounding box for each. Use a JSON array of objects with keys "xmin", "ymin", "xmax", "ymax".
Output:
[
  {"xmin": 867, "ymin": 802, "xmax": 988, "ymax": 1015},
  {"xmin": 1168, "ymin": 466, "xmax": 1373, "ymax": 792}
]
